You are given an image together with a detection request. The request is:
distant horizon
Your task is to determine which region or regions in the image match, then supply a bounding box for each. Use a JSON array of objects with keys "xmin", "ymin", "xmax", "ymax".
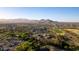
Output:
[
  {"xmin": 0, "ymin": 7, "xmax": 79, "ymax": 22},
  {"xmin": 0, "ymin": 18, "xmax": 79, "ymax": 22}
]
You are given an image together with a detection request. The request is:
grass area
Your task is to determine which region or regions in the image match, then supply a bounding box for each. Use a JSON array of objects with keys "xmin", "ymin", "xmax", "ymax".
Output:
[{"xmin": 64, "ymin": 29, "xmax": 79, "ymax": 35}]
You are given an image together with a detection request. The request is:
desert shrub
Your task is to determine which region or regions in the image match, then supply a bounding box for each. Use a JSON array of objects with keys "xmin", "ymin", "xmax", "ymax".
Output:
[
  {"xmin": 59, "ymin": 36, "xmax": 68, "ymax": 46},
  {"xmin": 31, "ymin": 39, "xmax": 42, "ymax": 50},
  {"xmin": 15, "ymin": 41, "xmax": 32, "ymax": 51},
  {"xmin": 75, "ymin": 46, "xmax": 79, "ymax": 50},
  {"xmin": 68, "ymin": 45, "xmax": 76, "ymax": 50},
  {"xmin": 6, "ymin": 32, "xmax": 16, "ymax": 37},
  {"xmin": 15, "ymin": 37, "xmax": 38, "ymax": 51},
  {"xmin": 51, "ymin": 38, "xmax": 60, "ymax": 45},
  {"xmin": 36, "ymin": 45, "xmax": 50, "ymax": 51},
  {"xmin": 17, "ymin": 32, "xmax": 30, "ymax": 41},
  {"xmin": 0, "ymin": 47, "xmax": 3, "ymax": 51},
  {"xmin": 27, "ymin": 38, "xmax": 34, "ymax": 42}
]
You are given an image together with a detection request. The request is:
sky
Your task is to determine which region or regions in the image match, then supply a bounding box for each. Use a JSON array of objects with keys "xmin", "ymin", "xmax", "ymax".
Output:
[{"xmin": 0, "ymin": 7, "xmax": 79, "ymax": 22}]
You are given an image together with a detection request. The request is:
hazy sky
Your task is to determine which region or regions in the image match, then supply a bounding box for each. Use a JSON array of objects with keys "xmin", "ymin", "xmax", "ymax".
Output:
[{"xmin": 0, "ymin": 7, "xmax": 79, "ymax": 22}]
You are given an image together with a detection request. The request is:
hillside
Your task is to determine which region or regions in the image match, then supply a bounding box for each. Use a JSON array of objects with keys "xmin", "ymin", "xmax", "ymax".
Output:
[{"xmin": 0, "ymin": 19, "xmax": 79, "ymax": 51}]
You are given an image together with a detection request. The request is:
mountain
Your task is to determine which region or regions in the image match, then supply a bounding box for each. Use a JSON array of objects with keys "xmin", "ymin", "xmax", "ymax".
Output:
[
  {"xmin": 0, "ymin": 19, "xmax": 55, "ymax": 24},
  {"xmin": 0, "ymin": 19, "xmax": 38, "ymax": 23}
]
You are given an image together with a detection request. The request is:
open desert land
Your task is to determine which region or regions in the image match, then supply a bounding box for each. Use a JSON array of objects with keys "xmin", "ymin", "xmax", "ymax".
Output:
[{"xmin": 0, "ymin": 19, "xmax": 78, "ymax": 51}]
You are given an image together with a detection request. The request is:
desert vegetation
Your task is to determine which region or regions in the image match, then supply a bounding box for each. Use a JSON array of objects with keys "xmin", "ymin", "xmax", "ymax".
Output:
[{"xmin": 0, "ymin": 19, "xmax": 79, "ymax": 51}]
